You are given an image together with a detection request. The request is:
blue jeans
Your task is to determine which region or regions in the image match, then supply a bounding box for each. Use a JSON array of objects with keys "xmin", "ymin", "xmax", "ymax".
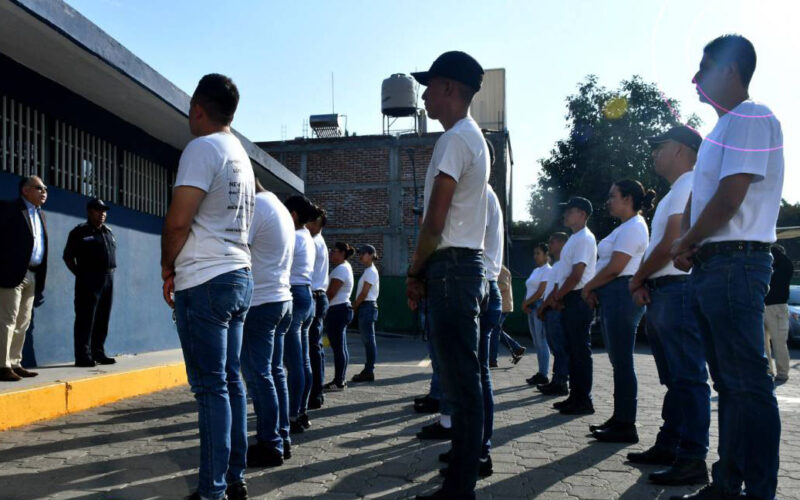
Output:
[
  {"xmin": 646, "ymin": 278, "xmax": 710, "ymax": 460},
  {"xmin": 596, "ymin": 277, "xmax": 645, "ymax": 423},
  {"xmin": 561, "ymin": 290, "xmax": 594, "ymax": 402},
  {"xmin": 325, "ymin": 303, "xmax": 353, "ymax": 385},
  {"xmin": 358, "ymin": 301, "xmax": 378, "ymax": 374},
  {"xmin": 691, "ymin": 251, "xmax": 779, "ymax": 498},
  {"xmin": 309, "ymin": 292, "xmax": 329, "ymax": 403},
  {"xmin": 425, "ymin": 247, "xmax": 486, "ymax": 496},
  {"xmin": 527, "ymin": 299, "xmax": 550, "ymax": 376},
  {"xmin": 286, "ymin": 285, "xmax": 314, "ymax": 418},
  {"xmin": 478, "ymin": 279, "xmax": 501, "ymax": 457},
  {"xmin": 544, "ymin": 309, "xmax": 569, "ymax": 384},
  {"xmin": 241, "ymin": 300, "xmax": 292, "ymax": 452},
  {"xmin": 174, "ymin": 268, "xmax": 253, "ymax": 499},
  {"xmin": 489, "ymin": 312, "xmax": 523, "ymax": 364}
]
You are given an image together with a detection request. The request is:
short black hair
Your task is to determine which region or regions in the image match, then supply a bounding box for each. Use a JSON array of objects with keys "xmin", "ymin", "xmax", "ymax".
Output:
[
  {"xmin": 191, "ymin": 73, "xmax": 239, "ymax": 125},
  {"xmin": 704, "ymin": 34, "xmax": 757, "ymax": 87},
  {"xmin": 534, "ymin": 242, "xmax": 549, "ymax": 254},
  {"xmin": 284, "ymin": 195, "xmax": 318, "ymax": 225},
  {"xmin": 549, "ymin": 232, "xmax": 569, "ymax": 244},
  {"xmin": 456, "ymin": 81, "xmax": 477, "ymax": 105}
]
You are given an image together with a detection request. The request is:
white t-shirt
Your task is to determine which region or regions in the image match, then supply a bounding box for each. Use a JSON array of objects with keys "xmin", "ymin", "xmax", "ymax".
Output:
[
  {"xmin": 329, "ymin": 261, "xmax": 354, "ymax": 306},
  {"xmin": 311, "ymin": 233, "xmax": 330, "ymax": 291},
  {"xmin": 249, "ymin": 191, "xmax": 295, "ymax": 306},
  {"xmin": 357, "ymin": 264, "xmax": 380, "ymax": 302},
  {"xmin": 543, "ymin": 261, "xmax": 562, "ymax": 299},
  {"xmin": 557, "ymin": 227, "xmax": 597, "ymax": 291},
  {"xmin": 483, "ymin": 185, "xmax": 504, "ymax": 281},
  {"xmin": 644, "ymin": 171, "xmax": 693, "ymax": 278},
  {"xmin": 173, "ymin": 132, "xmax": 255, "ymax": 291},
  {"xmin": 691, "ymin": 100, "xmax": 784, "ymax": 244},
  {"xmin": 423, "ymin": 117, "xmax": 489, "ymax": 251},
  {"xmin": 596, "ymin": 215, "xmax": 649, "ymax": 277},
  {"xmin": 290, "ymin": 227, "xmax": 315, "ymax": 286},
  {"xmin": 525, "ymin": 263, "xmax": 551, "ymax": 301}
]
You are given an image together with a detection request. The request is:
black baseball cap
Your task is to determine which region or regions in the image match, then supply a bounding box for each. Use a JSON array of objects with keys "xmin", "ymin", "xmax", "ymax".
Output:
[
  {"xmin": 559, "ymin": 197, "xmax": 593, "ymax": 217},
  {"xmin": 411, "ymin": 51, "xmax": 484, "ymax": 92},
  {"xmin": 647, "ymin": 126, "xmax": 703, "ymax": 152},
  {"xmin": 87, "ymin": 198, "xmax": 110, "ymax": 211}
]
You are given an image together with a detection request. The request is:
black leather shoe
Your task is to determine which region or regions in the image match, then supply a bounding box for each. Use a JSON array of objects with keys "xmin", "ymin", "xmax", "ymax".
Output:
[
  {"xmin": 527, "ymin": 373, "xmax": 549, "ymax": 385},
  {"xmin": 247, "ymin": 442, "xmax": 283, "ymax": 468},
  {"xmin": 592, "ymin": 422, "xmax": 638, "ymax": 443},
  {"xmin": 669, "ymin": 483, "xmax": 741, "ymax": 500},
  {"xmin": 13, "ymin": 366, "xmax": 38, "ymax": 378},
  {"xmin": 538, "ymin": 381, "xmax": 569, "ymax": 395},
  {"xmin": 489, "ymin": 361, "xmax": 498, "ymax": 368},
  {"xmin": 226, "ymin": 482, "xmax": 248, "ymax": 500},
  {"xmin": 308, "ymin": 398, "xmax": 323, "ymax": 410},
  {"xmin": 94, "ymin": 355, "xmax": 116, "ymax": 365},
  {"xmin": 439, "ymin": 449, "xmax": 452, "ymax": 463},
  {"xmin": 298, "ymin": 413, "xmax": 311, "ymax": 429},
  {"xmin": 552, "ymin": 397, "xmax": 574, "ymax": 410},
  {"xmin": 416, "ymin": 421, "xmax": 451, "ymax": 440},
  {"xmin": 289, "ymin": 420, "xmax": 304, "ymax": 434},
  {"xmin": 511, "ymin": 347, "xmax": 526, "ymax": 364},
  {"xmin": 416, "ymin": 489, "xmax": 475, "ymax": 500},
  {"xmin": 351, "ymin": 371, "xmax": 375, "ymax": 382},
  {"xmin": 589, "ymin": 416, "xmax": 617, "ymax": 433},
  {"xmin": 650, "ymin": 458, "xmax": 709, "ymax": 485},
  {"xmin": 560, "ymin": 400, "xmax": 595, "ymax": 415},
  {"xmin": 75, "ymin": 359, "xmax": 96, "ymax": 367},
  {"xmin": 283, "ymin": 440, "xmax": 291, "ymax": 459},
  {"xmin": 0, "ymin": 368, "xmax": 22, "ymax": 381},
  {"xmin": 627, "ymin": 445, "xmax": 676, "ymax": 465},
  {"xmin": 414, "ymin": 395, "xmax": 440, "ymax": 414},
  {"xmin": 440, "ymin": 455, "xmax": 493, "ymax": 478}
]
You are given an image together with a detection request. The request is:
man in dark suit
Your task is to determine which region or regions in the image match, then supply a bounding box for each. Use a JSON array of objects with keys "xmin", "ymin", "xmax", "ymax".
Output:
[{"xmin": 0, "ymin": 176, "xmax": 48, "ymax": 381}]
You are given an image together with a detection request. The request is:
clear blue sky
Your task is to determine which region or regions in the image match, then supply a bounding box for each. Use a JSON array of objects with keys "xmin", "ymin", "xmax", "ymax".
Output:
[{"xmin": 67, "ymin": 0, "xmax": 799, "ymax": 220}]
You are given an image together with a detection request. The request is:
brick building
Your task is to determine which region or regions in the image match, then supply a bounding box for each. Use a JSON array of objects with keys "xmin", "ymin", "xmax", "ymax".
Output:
[{"xmin": 258, "ymin": 130, "xmax": 512, "ymax": 331}]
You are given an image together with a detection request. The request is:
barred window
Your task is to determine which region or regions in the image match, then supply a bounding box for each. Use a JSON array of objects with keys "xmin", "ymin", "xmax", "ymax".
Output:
[
  {"xmin": 53, "ymin": 119, "xmax": 117, "ymax": 202},
  {"xmin": 1, "ymin": 96, "xmax": 47, "ymax": 178},
  {"xmin": 121, "ymin": 151, "xmax": 170, "ymax": 216}
]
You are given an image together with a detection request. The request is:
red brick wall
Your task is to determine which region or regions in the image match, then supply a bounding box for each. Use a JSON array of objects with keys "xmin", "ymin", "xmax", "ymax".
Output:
[
  {"xmin": 310, "ymin": 189, "xmax": 389, "ymax": 229},
  {"xmin": 307, "ymin": 149, "xmax": 390, "ymax": 184}
]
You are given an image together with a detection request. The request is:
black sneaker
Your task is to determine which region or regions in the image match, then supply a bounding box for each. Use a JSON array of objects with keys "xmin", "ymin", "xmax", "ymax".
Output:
[
  {"xmin": 511, "ymin": 347, "xmax": 526, "ymax": 364},
  {"xmin": 283, "ymin": 440, "xmax": 291, "ymax": 460},
  {"xmin": 559, "ymin": 399, "xmax": 595, "ymax": 415},
  {"xmin": 351, "ymin": 371, "xmax": 375, "ymax": 382},
  {"xmin": 627, "ymin": 445, "xmax": 676, "ymax": 465},
  {"xmin": 226, "ymin": 482, "xmax": 248, "ymax": 500},
  {"xmin": 527, "ymin": 373, "xmax": 549, "ymax": 386},
  {"xmin": 416, "ymin": 421, "xmax": 451, "ymax": 440},
  {"xmin": 539, "ymin": 381, "xmax": 569, "ymax": 395},
  {"xmin": 323, "ymin": 381, "xmax": 346, "ymax": 392},
  {"xmin": 247, "ymin": 443, "xmax": 283, "ymax": 468},
  {"xmin": 413, "ymin": 395, "xmax": 440, "ymax": 414},
  {"xmin": 440, "ymin": 455, "xmax": 493, "ymax": 478},
  {"xmin": 289, "ymin": 420, "xmax": 304, "ymax": 434},
  {"xmin": 589, "ymin": 416, "xmax": 617, "ymax": 433},
  {"xmin": 298, "ymin": 413, "xmax": 311, "ymax": 430}
]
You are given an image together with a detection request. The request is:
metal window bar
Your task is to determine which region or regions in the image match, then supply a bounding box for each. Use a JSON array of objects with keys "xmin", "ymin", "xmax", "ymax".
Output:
[{"xmin": 0, "ymin": 96, "xmax": 47, "ymax": 178}]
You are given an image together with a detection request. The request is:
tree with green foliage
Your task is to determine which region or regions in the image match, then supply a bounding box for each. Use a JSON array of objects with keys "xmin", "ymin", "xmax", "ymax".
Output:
[{"xmin": 527, "ymin": 75, "xmax": 701, "ymax": 240}]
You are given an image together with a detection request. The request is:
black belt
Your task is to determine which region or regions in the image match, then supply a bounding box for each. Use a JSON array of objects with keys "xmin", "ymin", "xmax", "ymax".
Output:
[
  {"xmin": 695, "ymin": 241, "xmax": 771, "ymax": 263},
  {"xmin": 646, "ymin": 275, "xmax": 689, "ymax": 290}
]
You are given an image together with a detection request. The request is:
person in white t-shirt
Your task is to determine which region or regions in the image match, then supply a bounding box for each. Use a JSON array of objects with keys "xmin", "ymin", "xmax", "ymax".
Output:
[
  {"xmin": 306, "ymin": 208, "xmax": 329, "ymax": 409},
  {"xmin": 625, "ymin": 126, "xmax": 711, "ymax": 486},
  {"xmin": 536, "ymin": 232, "xmax": 570, "ymax": 395},
  {"xmin": 240, "ymin": 179, "xmax": 295, "ymax": 469},
  {"xmin": 521, "ymin": 242, "xmax": 552, "ymax": 386},
  {"xmin": 548, "ymin": 197, "xmax": 596, "ymax": 416},
  {"xmin": 581, "ymin": 180, "xmax": 652, "ymax": 443},
  {"xmin": 670, "ymin": 35, "xmax": 783, "ymax": 500},
  {"xmin": 282, "ymin": 195, "xmax": 320, "ymax": 435},
  {"xmin": 323, "ymin": 242, "xmax": 355, "ymax": 391},
  {"xmin": 351, "ymin": 244, "xmax": 380, "ymax": 382},
  {"xmin": 160, "ymin": 74, "xmax": 255, "ymax": 500},
  {"xmin": 408, "ymin": 51, "xmax": 489, "ymax": 498}
]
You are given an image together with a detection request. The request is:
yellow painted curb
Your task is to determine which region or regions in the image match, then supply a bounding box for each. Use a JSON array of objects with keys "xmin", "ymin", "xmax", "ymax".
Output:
[{"xmin": 0, "ymin": 362, "xmax": 187, "ymax": 431}]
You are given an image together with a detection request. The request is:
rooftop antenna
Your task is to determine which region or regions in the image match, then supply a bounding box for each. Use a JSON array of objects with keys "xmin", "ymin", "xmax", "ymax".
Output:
[{"xmin": 331, "ymin": 72, "xmax": 335, "ymax": 113}]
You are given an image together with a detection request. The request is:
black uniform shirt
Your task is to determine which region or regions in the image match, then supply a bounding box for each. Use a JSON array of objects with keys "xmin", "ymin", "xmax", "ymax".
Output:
[
  {"xmin": 765, "ymin": 249, "xmax": 794, "ymax": 306},
  {"xmin": 63, "ymin": 223, "xmax": 117, "ymax": 274}
]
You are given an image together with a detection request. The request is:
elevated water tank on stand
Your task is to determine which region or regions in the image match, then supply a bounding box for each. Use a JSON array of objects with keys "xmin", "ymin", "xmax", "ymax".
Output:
[{"xmin": 381, "ymin": 74, "xmax": 421, "ymax": 135}]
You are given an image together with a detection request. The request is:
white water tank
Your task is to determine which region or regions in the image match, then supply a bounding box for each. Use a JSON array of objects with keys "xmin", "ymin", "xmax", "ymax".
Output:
[{"xmin": 381, "ymin": 74, "xmax": 416, "ymax": 117}]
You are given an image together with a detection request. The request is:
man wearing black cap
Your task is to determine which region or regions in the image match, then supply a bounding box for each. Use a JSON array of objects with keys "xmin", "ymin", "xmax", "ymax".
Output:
[
  {"xmin": 549, "ymin": 196, "xmax": 596, "ymax": 415},
  {"xmin": 64, "ymin": 198, "xmax": 117, "ymax": 366},
  {"xmin": 627, "ymin": 126, "xmax": 711, "ymax": 485},
  {"xmin": 407, "ymin": 51, "xmax": 488, "ymax": 500}
]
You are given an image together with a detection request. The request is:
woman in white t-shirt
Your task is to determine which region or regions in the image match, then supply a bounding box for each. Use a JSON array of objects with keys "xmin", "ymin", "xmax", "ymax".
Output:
[
  {"xmin": 283, "ymin": 195, "xmax": 320, "ymax": 433},
  {"xmin": 521, "ymin": 242, "xmax": 552, "ymax": 386},
  {"xmin": 581, "ymin": 179, "xmax": 653, "ymax": 443},
  {"xmin": 352, "ymin": 245, "xmax": 380, "ymax": 383},
  {"xmin": 323, "ymin": 242, "xmax": 355, "ymax": 391}
]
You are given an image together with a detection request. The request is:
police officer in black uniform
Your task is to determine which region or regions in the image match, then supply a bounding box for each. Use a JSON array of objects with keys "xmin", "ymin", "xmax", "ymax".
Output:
[{"xmin": 63, "ymin": 198, "xmax": 117, "ymax": 367}]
